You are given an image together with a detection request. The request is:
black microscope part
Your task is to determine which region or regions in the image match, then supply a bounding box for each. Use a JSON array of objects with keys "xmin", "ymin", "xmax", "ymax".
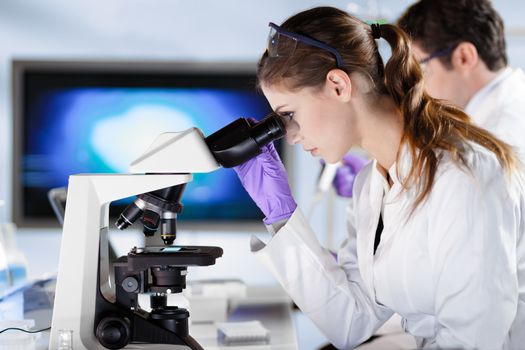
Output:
[
  {"xmin": 160, "ymin": 218, "xmax": 177, "ymax": 245},
  {"xmin": 94, "ymin": 245, "xmax": 221, "ymax": 348},
  {"xmin": 205, "ymin": 113, "xmax": 286, "ymax": 168},
  {"xmin": 127, "ymin": 246, "xmax": 223, "ymax": 270},
  {"xmin": 148, "ymin": 185, "xmax": 186, "ymax": 206},
  {"xmin": 115, "ymin": 201, "xmax": 143, "ymax": 230},
  {"xmin": 115, "ymin": 184, "xmax": 186, "ymax": 245},
  {"xmin": 251, "ymin": 113, "xmax": 286, "ymax": 146},
  {"xmin": 150, "ymin": 294, "xmax": 168, "ymax": 309},
  {"xmin": 141, "ymin": 209, "xmax": 160, "ymax": 237},
  {"xmin": 95, "ymin": 316, "xmax": 131, "ymax": 350},
  {"xmin": 151, "ymin": 266, "xmax": 187, "ymax": 293}
]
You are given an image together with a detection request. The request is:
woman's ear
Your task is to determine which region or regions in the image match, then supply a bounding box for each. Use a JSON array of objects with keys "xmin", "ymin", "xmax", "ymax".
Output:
[{"xmin": 326, "ymin": 69, "xmax": 352, "ymax": 102}]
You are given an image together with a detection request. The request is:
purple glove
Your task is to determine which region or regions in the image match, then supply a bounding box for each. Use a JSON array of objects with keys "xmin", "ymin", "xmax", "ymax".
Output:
[
  {"xmin": 332, "ymin": 154, "xmax": 369, "ymax": 198},
  {"xmin": 233, "ymin": 142, "xmax": 297, "ymax": 225}
]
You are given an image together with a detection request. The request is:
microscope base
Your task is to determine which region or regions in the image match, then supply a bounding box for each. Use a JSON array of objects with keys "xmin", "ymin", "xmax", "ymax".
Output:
[{"xmin": 133, "ymin": 315, "xmax": 203, "ymax": 350}]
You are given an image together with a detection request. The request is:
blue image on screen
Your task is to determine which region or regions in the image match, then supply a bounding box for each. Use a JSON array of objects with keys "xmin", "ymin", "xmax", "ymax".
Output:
[{"xmin": 23, "ymin": 87, "xmax": 271, "ymax": 221}]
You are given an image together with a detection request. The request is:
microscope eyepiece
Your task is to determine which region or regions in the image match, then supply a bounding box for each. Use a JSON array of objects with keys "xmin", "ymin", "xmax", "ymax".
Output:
[
  {"xmin": 205, "ymin": 113, "xmax": 286, "ymax": 168},
  {"xmin": 251, "ymin": 113, "xmax": 285, "ymax": 146}
]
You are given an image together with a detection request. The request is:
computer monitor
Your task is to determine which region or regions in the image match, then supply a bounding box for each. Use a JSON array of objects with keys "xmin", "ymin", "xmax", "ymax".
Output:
[{"xmin": 12, "ymin": 60, "xmax": 283, "ymax": 229}]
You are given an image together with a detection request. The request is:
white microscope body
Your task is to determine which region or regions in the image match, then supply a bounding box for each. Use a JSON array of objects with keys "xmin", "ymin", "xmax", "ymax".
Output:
[
  {"xmin": 49, "ymin": 128, "xmax": 220, "ymax": 350},
  {"xmin": 49, "ymin": 113, "xmax": 286, "ymax": 349}
]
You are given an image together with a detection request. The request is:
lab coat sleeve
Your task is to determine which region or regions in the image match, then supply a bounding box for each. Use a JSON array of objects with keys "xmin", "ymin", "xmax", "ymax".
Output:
[
  {"xmin": 251, "ymin": 206, "xmax": 393, "ymax": 349},
  {"xmin": 425, "ymin": 165, "xmax": 519, "ymax": 349}
]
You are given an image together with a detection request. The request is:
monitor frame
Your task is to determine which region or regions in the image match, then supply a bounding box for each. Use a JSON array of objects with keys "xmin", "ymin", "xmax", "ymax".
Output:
[{"xmin": 12, "ymin": 59, "xmax": 294, "ymax": 231}]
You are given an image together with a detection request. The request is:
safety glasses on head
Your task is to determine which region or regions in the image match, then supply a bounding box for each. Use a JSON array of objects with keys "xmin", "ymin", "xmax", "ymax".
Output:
[{"xmin": 267, "ymin": 22, "xmax": 347, "ymax": 70}]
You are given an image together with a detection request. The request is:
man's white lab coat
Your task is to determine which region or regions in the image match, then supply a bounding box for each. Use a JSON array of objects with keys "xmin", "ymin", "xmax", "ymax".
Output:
[
  {"xmin": 251, "ymin": 143, "xmax": 525, "ymax": 349},
  {"xmin": 466, "ymin": 67, "xmax": 525, "ymax": 163}
]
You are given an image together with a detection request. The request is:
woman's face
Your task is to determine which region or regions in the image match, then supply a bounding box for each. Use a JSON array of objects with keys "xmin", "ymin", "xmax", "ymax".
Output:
[{"xmin": 261, "ymin": 81, "xmax": 357, "ymax": 163}]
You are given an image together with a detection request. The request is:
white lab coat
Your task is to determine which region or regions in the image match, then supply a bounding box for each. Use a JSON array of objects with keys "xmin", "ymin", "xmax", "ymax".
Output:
[
  {"xmin": 251, "ymin": 143, "xmax": 525, "ymax": 349},
  {"xmin": 465, "ymin": 67, "xmax": 525, "ymax": 163}
]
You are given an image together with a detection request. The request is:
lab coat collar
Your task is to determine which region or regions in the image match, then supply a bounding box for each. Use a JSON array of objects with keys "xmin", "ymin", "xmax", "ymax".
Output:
[
  {"xmin": 465, "ymin": 67, "xmax": 513, "ymax": 124},
  {"xmin": 363, "ymin": 144, "xmax": 413, "ymax": 240},
  {"xmin": 358, "ymin": 144, "xmax": 415, "ymax": 300},
  {"xmin": 370, "ymin": 143, "xmax": 413, "ymax": 195}
]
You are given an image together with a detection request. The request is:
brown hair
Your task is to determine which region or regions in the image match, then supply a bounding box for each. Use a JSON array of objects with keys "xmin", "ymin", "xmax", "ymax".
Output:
[
  {"xmin": 398, "ymin": 0, "xmax": 507, "ymax": 71},
  {"xmin": 257, "ymin": 6, "xmax": 516, "ymax": 210}
]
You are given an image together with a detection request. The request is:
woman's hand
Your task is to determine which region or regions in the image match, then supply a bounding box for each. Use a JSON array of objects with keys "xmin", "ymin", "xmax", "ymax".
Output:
[{"xmin": 233, "ymin": 142, "xmax": 297, "ymax": 225}]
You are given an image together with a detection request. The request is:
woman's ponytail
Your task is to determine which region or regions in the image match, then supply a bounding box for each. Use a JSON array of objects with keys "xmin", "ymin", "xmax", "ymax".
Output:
[
  {"xmin": 380, "ymin": 24, "xmax": 424, "ymax": 109},
  {"xmin": 378, "ymin": 23, "xmax": 516, "ymax": 210}
]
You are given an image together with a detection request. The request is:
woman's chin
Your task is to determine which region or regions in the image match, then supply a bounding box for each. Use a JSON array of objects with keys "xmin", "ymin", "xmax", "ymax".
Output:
[{"xmin": 320, "ymin": 153, "xmax": 341, "ymax": 164}]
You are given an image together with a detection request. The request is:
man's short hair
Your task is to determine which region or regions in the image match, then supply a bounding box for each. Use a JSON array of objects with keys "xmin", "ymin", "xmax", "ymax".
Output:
[{"xmin": 398, "ymin": 0, "xmax": 507, "ymax": 71}]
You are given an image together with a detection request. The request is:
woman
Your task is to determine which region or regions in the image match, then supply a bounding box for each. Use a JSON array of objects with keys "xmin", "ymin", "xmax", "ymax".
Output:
[{"xmin": 233, "ymin": 6, "xmax": 525, "ymax": 350}]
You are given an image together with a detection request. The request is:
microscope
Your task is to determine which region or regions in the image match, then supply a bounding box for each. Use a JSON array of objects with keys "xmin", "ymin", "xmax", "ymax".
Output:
[{"xmin": 49, "ymin": 114, "xmax": 285, "ymax": 349}]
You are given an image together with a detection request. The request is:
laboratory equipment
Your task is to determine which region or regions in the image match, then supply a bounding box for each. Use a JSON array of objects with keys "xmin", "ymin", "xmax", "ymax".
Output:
[{"xmin": 49, "ymin": 114, "xmax": 285, "ymax": 349}]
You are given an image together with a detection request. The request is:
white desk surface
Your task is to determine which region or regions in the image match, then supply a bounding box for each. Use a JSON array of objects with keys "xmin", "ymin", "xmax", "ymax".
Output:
[{"xmin": 191, "ymin": 304, "xmax": 297, "ymax": 349}]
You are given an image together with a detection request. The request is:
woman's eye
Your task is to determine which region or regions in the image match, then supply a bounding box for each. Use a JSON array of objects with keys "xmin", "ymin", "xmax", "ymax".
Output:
[{"xmin": 280, "ymin": 112, "xmax": 294, "ymax": 121}]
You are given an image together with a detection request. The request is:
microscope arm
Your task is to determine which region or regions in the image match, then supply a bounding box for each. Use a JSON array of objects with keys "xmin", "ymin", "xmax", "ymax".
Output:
[{"xmin": 130, "ymin": 128, "xmax": 221, "ymax": 174}]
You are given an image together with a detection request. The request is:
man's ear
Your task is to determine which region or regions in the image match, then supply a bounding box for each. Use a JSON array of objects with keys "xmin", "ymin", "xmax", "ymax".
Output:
[
  {"xmin": 450, "ymin": 42, "xmax": 479, "ymax": 74},
  {"xmin": 325, "ymin": 69, "xmax": 352, "ymax": 102}
]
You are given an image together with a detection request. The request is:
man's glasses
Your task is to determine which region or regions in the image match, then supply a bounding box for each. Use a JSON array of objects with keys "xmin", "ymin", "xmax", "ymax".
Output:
[
  {"xmin": 419, "ymin": 44, "xmax": 458, "ymax": 65},
  {"xmin": 267, "ymin": 22, "xmax": 347, "ymax": 70}
]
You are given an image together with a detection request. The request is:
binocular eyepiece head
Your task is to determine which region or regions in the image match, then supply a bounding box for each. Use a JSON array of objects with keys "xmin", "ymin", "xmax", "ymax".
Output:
[{"xmin": 205, "ymin": 113, "xmax": 286, "ymax": 168}]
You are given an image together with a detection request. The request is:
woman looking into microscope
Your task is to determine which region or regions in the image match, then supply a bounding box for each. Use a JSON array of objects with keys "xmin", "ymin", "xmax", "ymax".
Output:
[{"xmin": 233, "ymin": 6, "xmax": 525, "ymax": 350}]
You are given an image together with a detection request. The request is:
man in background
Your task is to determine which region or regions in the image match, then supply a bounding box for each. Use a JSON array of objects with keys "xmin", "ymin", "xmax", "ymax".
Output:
[{"xmin": 397, "ymin": 0, "xmax": 525, "ymax": 162}]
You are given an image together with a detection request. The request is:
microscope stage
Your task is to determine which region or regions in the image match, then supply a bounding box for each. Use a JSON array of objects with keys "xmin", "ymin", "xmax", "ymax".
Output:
[{"xmin": 127, "ymin": 246, "xmax": 223, "ymax": 268}]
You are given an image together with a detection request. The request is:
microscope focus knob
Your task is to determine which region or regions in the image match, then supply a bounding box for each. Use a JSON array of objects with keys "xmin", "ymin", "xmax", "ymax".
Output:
[
  {"xmin": 122, "ymin": 276, "xmax": 139, "ymax": 293},
  {"xmin": 96, "ymin": 316, "xmax": 130, "ymax": 349}
]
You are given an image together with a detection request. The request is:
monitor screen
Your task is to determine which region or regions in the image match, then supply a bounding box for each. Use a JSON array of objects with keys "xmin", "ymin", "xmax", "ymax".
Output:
[{"xmin": 12, "ymin": 61, "xmax": 278, "ymax": 228}]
